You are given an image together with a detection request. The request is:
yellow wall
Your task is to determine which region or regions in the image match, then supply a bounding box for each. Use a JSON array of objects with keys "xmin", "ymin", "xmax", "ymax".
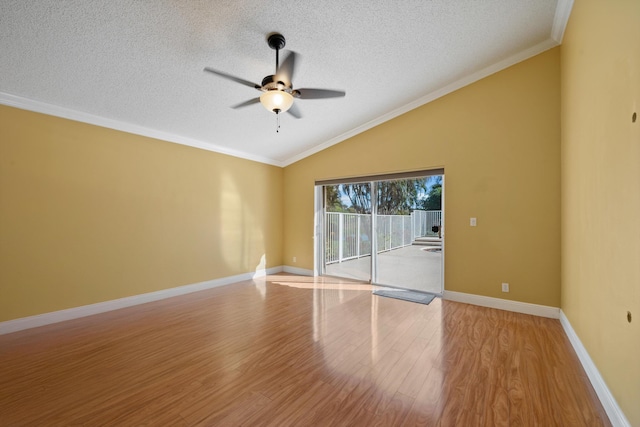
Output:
[
  {"xmin": 561, "ymin": 0, "xmax": 640, "ymax": 424},
  {"xmin": 284, "ymin": 48, "xmax": 561, "ymax": 307},
  {"xmin": 2, "ymin": 8, "xmax": 636, "ymax": 419},
  {"xmin": 0, "ymin": 106, "xmax": 283, "ymax": 322}
]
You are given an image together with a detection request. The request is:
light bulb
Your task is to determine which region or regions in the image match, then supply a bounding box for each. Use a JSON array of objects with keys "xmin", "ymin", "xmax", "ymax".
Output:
[{"xmin": 260, "ymin": 90, "xmax": 294, "ymax": 113}]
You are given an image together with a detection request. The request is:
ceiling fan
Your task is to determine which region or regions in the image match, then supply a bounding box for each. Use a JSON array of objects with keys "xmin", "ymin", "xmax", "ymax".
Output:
[{"xmin": 203, "ymin": 33, "xmax": 345, "ymax": 121}]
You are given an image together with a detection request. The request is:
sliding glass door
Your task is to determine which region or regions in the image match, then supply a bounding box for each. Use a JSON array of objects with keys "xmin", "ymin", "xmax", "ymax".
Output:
[{"xmin": 319, "ymin": 171, "xmax": 444, "ymax": 294}]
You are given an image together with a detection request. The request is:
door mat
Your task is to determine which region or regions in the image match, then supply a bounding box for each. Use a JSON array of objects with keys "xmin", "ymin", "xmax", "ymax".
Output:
[{"xmin": 373, "ymin": 289, "xmax": 436, "ymax": 305}]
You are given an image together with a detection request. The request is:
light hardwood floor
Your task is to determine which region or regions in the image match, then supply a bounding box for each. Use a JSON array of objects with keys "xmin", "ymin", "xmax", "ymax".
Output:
[{"xmin": 0, "ymin": 274, "xmax": 610, "ymax": 426}]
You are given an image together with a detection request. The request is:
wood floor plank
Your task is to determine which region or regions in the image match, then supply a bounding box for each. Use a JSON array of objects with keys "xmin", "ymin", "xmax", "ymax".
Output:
[
  {"xmin": 397, "ymin": 328, "xmax": 443, "ymax": 399},
  {"xmin": 370, "ymin": 337, "xmax": 428, "ymax": 415},
  {"xmin": 303, "ymin": 362, "xmax": 373, "ymax": 426},
  {"xmin": 0, "ymin": 274, "xmax": 611, "ymax": 426},
  {"xmin": 373, "ymin": 391, "xmax": 415, "ymax": 427}
]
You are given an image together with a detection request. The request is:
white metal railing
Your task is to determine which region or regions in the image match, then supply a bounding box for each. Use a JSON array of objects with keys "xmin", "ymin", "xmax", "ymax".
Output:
[
  {"xmin": 325, "ymin": 212, "xmax": 371, "ymax": 264},
  {"xmin": 376, "ymin": 214, "xmax": 413, "ymax": 253},
  {"xmin": 325, "ymin": 210, "xmax": 441, "ymax": 264},
  {"xmin": 412, "ymin": 210, "xmax": 442, "ymax": 240}
]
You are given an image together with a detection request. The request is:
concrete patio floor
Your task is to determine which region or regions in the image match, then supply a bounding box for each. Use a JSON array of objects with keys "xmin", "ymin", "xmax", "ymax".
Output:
[{"xmin": 324, "ymin": 245, "xmax": 442, "ymax": 294}]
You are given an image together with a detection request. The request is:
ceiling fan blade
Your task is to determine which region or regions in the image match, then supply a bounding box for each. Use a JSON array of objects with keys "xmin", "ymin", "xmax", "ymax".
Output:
[
  {"xmin": 231, "ymin": 98, "xmax": 261, "ymax": 109},
  {"xmin": 287, "ymin": 103, "xmax": 302, "ymax": 119},
  {"xmin": 276, "ymin": 51, "xmax": 297, "ymax": 87},
  {"xmin": 294, "ymin": 88, "xmax": 346, "ymax": 99},
  {"xmin": 203, "ymin": 67, "xmax": 261, "ymax": 89}
]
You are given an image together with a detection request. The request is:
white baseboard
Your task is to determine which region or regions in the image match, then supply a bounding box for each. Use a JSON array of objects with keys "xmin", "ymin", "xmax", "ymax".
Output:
[
  {"xmin": 439, "ymin": 292, "xmax": 628, "ymax": 425},
  {"xmin": 0, "ymin": 266, "xmax": 284, "ymax": 335},
  {"xmin": 251, "ymin": 266, "xmax": 283, "ymax": 278},
  {"xmin": 442, "ymin": 290, "xmax": 560, "ymax": 319},
  {"xmin": 282, "ymin": 265, "xmax": 314, "ymax": 276},
  {"xmin": 559, "ymin": 311, "xmax": 630, "ymax": 427}
]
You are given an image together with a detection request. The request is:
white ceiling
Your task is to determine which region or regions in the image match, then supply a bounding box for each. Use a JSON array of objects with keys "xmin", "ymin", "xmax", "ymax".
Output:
[{"xmin": 0, "ymin": 0, "xmax": 572, "ymax": 167}]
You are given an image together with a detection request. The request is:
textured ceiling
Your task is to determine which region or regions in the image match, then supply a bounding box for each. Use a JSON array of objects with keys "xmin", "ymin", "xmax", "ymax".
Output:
[{"xmin": 0, "ymin": 1, "xmax": 571, "ymax": 166}]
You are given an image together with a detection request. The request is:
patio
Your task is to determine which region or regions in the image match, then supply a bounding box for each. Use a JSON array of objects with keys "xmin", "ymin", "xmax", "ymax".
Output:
[{"xmin": 325, "ymin": 244, "xmax": 442, "ymax": 294}]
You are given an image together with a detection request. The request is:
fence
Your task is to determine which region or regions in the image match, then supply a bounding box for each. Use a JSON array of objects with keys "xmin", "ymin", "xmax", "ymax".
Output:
[
  {"xmin": 412, "ymin": 210, "xmax": 442, "ymax": 239},
  {"xmin": 325, "ymin": 210, "xmax": 442, "ymax": 264}
]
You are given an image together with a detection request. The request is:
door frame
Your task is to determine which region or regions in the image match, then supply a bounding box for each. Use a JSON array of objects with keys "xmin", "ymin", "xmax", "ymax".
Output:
[{"xmin": 314, "ymin": 169, "xmax": 445, "ymax": 293}]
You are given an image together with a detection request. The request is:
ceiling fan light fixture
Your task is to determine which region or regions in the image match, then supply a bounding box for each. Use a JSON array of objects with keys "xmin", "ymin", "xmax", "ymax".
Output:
[{"xmin": 260, "ymin": 90, "xmax": 294, "ymax": 114}]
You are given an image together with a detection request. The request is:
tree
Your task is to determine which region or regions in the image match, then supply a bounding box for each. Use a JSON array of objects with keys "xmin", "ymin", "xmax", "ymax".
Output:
[
  {"xmin": 340, "ymin": 183, "xmax": 371, "ymax": 213},
  {"xmin": 338, "ymin": 178, "xmax": 428, "ymax": 215},
  {"xmin": 376, "ymin": 178, "xmax": 427, "ymax": 215},
  {"xmin": 421, "ymin": 176, "xmax": 442, "ymax": 211},
  {"xmin": 325, "ymin": 185, "xmax": 345, "ymax": 212}
]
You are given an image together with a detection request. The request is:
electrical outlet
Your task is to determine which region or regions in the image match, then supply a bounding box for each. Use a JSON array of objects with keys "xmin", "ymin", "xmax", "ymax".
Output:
[
  {"xmin": 293, "ymin": 256, "xmax": 297, "ymax": 263},
  {"xmin": 502, "ymin": 283, "xmax": 509, "ymax": 292},
  {"xmin": 470, "ymin": 217, "xmax": 477, "ymax": 226}
]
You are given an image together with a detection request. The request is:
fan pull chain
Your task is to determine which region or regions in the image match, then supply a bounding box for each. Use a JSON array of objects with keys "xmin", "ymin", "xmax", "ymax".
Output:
[{"xmin": 276, "ymin": 112, "xmax": 280, "ymax": 133}]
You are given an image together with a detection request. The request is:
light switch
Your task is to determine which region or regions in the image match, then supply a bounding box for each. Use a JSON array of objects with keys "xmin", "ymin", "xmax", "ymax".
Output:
[{"xmin": 470, "ymin": 217, "xmax": 477, "ymax": 226}]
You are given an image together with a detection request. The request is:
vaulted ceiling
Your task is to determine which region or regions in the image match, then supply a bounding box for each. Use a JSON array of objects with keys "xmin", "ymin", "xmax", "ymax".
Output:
[{"xmin": 0, "ymin": 0, "xmax": 571, "ymax": 166}]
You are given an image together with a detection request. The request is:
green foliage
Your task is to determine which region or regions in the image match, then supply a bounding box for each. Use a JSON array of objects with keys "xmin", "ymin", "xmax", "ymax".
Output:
[
  {"xmin": 341, "ymin": 183, "xmax": 371, "ymax": 213},
  {"xmin": 421, "ymin": 176, "xmax": 442, "ymax": 211},
  {"xmin": 328, "ymin": 178, "xmax": 429, "ymax": 215},
  {"xmin": 325, "ymin": 185, "xmax": 345, "ymax": 212},
  {"xmin": 326, "ymin": 176, "xmax": 442, "ymax": 214},
  {"xmin": 375, "ymin": 178, "xmax": 428, "ymax": 215}
]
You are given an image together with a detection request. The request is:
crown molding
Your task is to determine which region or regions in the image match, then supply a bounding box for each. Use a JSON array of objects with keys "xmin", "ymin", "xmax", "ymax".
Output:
[
  {"xmin": 282, "ymin": 38, "xmax": 558, "ymax": 166},
  {"xmin": 2, "ymin": 0, "xmax": 573, "ymax": 170},
  {"xmin": 282, "ymin": 0, "xmax": 573, "ymax": 166},
  {"xmin": 0, "ymin": 92, "xmax": 285, "ymax": 167},
  {"xmin": 551, "ymin": 0, "xmax": 574, "ymax": 43}
]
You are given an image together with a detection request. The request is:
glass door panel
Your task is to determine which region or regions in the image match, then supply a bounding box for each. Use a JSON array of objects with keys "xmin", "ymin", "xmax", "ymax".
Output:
[
  {"xmin": 320, "ymin": 173, "xmax": 443, "ymax": 294},
  {"xmin": 323, "ymin": 183, "xmax": 372, "ymax": 282},
  {"xmin": 374, "ymin": 176, "xmax": 443, "ymax": 293}
]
